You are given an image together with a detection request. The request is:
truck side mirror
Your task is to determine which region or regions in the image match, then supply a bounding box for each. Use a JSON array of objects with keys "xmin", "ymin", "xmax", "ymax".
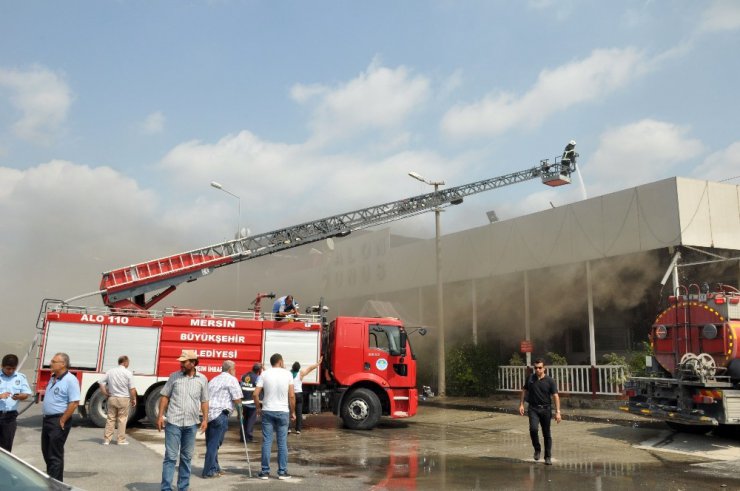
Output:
[{"xmin": 399, "ymin": 330, "xmax": 407, "ymax": 357}]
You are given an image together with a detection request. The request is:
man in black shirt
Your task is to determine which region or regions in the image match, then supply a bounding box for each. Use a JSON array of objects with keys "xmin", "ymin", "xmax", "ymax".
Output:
[{"xmin": 519, "ymin": 358, "xmax": 561, "ymax": 465}]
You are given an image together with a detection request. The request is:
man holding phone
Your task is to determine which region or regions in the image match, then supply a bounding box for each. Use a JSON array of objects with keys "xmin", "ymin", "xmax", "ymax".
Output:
[{"xmin": 0, "ymin": 353, "xmax": 32, "ymax": 452}]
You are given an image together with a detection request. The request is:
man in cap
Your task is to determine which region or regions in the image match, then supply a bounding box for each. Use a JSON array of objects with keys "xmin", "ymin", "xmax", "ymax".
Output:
[
  {"xmin": 239, "ymin": 362, "xmax": 263, "ymax": 442},
  {"xmin": 157, "ymin": 350, "xmax": 209, "ymax": 491}
]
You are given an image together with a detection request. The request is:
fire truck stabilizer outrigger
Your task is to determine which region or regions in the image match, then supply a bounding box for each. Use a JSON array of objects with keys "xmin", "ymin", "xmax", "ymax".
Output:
[{"xmin": 32, "ymin": 143, "xmax": 578, "ymax": 430}]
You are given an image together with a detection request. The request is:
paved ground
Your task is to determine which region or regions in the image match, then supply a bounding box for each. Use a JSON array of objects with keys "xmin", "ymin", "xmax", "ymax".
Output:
[
  {"xmin": 10, "ymin": 395, "xmax": 740, "ymax": 490},
  {"xmin": 424, "ymin": 393, "xmax": 666, "ymax": 427}
]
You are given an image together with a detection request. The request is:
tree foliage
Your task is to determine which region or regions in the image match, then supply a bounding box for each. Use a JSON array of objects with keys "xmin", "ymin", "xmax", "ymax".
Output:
[
  {"xmin": 601, "ymin": 341, "xmax": 653, "ymax": 377},
  {"xmin": 508, "ymin": 352, "xmax": 525, "ymax": 366},
  {"xmin": 546, "ymin": 351, "xmax": 568, "ymax": 366},
  {"xmin": 446, "ymin": 342, "xmax": 499, "ymax": 397}
]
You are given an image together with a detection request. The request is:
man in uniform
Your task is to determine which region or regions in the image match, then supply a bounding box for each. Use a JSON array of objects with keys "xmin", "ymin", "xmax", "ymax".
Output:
[
  {"xmin": 240, "ymin": 362, "xmax": 262, "ymax": 442},
  {"xmin": 157, "ymin": 350, "xmax": 209, "ymax": 491},
  {"xmin": 41, "ymin": 352, "xmax": 80, "ymax": 482},
  {"xmin": 202, "ymin": 360, "xmax": 242, "ymax": 478},
  {"xmin": 0, "ymin": 353, "xmax": 32, "ymax": 452},
  {"xmin": 99, "ymin": 355, "xmax": 137, "ymax": 445},
  {"xmin": 519, "ymin": 358, "xmax": 561, "ymax": 465}
]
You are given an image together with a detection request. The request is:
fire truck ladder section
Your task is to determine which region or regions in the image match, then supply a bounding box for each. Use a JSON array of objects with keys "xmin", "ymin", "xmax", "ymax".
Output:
[{"xmin": 100, "ymin": 142, "xmax": 578, "ymax": 310}]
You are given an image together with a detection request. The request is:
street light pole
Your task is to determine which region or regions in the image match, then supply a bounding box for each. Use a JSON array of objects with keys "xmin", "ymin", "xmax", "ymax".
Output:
[
  {"xmin": 409, "ymin": 172, "xmax": 446, "ymax": 397},
  {"xmin": 210, "ymin": 181, "xmax": 241, "ymax": 307}
]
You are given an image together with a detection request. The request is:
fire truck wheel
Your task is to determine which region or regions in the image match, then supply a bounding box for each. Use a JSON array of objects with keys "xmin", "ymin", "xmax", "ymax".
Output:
[
  {"xmin": 133, "ymin": 399, "xmax": 146, "ymax": 421},
  {"xmin": 145, "ymin": 389, "xmax": 164, "ymax": 424},
  {"xmin": 340, "ymin": 388, "xmax": 381, "ymax": 430},
  {"xmin": 665, "ymin": 421, "xmax": 710, "ymax": 434},
  {"xmin": 714, "ymin": 424, "xmax": 740, "ymax": 438},
  {"xmin": 87, "ymin": 388, "xmax": 139, "ymax": 428}
]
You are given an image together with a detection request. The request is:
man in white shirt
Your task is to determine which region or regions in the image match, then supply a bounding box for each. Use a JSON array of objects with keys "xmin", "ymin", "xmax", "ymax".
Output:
[
  {"xmin": 202, "ymin": 360, "xmax": 242, "ymax": 478},
  {"xmin": 254, "ymin": 353, "xmax": 295, "ymax": 480},
  {"xmin": 99, "ymin": 355, "xmax": 137, "ymax": 445}
]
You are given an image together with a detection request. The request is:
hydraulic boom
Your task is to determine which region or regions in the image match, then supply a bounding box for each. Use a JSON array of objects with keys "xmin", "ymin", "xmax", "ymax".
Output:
[{"xmin": 101, "ymin": 142, "xmax": 578, "ymax": 310}]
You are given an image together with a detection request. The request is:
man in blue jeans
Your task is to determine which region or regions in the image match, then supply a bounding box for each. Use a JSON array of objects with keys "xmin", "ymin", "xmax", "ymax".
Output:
[
  {"xmin": 253, "ymin": 353, "xmax": 295, "ymax": 480},
  {"xmin": 202, "ymin": 360, "xmax": 242, "ymax": 478},
  {"xmin": 157, "ymin": 350, "xmax": 209, "ymax": 491}
]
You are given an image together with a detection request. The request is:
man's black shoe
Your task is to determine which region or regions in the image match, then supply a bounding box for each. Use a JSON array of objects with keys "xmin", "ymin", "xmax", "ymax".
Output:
[
  {"xmin": 533, "ymin": 450, "xmax": 541, "ymax": 461},
  {"xmin": 545, "ymin": 457, "xmax": 552, "ymax": 465}
]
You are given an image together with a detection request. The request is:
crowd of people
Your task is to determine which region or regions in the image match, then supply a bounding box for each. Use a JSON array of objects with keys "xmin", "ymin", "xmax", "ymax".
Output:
[
  {"xmin": 0, "ymin": 342, "xmax": 563, "ymax": 487},
  {"xmin": 0, "ymin": 347, "xmax": 321, "ymax": 488},
  {"xmin": 155, "ymin": 349, "xmax": 307, "ymax": 487}
]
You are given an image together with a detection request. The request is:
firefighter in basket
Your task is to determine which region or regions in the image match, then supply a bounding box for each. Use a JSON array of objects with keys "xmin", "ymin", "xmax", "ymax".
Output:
[{"xmin": 273, "ymin": 295, "xmax": 299, "ymax": 320}]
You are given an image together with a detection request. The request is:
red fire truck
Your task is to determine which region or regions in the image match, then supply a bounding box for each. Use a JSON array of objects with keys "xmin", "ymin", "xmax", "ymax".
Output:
[
  {"xmin": 36, "ymin": 296, "xmax": 417, "ymax": 430},
  {"xmin": 32, "ymin": 144, "xmax": 577, "ymax": 430}
]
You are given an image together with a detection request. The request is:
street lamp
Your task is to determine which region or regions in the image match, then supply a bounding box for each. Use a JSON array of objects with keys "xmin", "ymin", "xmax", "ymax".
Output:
[
  {"xmin": 408, "ymin": 171, "xmax": 447, "ymax": 397},
  {"xmin": 210, "ymin": 181, "xmax": 241, "ymax": 307}
]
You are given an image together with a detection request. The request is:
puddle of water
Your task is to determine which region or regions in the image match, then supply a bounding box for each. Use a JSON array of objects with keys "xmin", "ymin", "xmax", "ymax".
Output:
[
  {"xmin": 310, "ymin": 452, "xmax": 739, "ymax": 490},
  {"xmin": 129, "ymin": 412, "xmax": 740, "ymax": 490}
]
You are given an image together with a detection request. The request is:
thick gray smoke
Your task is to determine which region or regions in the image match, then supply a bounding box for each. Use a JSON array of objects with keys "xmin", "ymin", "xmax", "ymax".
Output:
[{"xmin": 225, "ymin": 239, "xmax": 668, "ymax": 382}]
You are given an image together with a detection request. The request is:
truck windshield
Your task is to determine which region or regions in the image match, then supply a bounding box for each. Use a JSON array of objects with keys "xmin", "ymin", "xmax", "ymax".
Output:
[{"xmin": 370, "ymin": 324, "xmax": 403, "ymax": 356}]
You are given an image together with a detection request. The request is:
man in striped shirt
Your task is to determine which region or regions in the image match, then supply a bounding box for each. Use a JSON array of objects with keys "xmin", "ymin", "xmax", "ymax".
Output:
[
  {"xmin": 202, "ymin": 360, "xmax": 242, "ymax": 479},
  {"xmin": 157, "ymin": 350, "xmax": 209, "ymax": 491}
]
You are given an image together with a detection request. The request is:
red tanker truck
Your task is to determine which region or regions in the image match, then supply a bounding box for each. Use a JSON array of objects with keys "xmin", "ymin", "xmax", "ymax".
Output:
[{"xmin": 622, "ymin": 283, "xmax": 740, "ymax": 431}]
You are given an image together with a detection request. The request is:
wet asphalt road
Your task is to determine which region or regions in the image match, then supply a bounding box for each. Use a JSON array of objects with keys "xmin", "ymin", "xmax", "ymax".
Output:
[{"xmin": 10, "ymin": 401, "xmax": 740, "ymax": 490}]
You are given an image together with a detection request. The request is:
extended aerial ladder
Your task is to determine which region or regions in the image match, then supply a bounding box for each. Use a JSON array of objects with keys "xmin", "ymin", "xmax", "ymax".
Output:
[{"xmin": 99, "ymin": 142, "xmax": 578, "ymax": 310}]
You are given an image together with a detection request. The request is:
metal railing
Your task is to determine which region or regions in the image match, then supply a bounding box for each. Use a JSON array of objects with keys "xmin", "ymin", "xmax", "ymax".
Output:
[
  {"xmin": 45, "ymin": 302, "xmax": 322, "ymax": 323},
  {"xmin": 497, "ymin": 365, "xmax": 628, "ymax": 396}
]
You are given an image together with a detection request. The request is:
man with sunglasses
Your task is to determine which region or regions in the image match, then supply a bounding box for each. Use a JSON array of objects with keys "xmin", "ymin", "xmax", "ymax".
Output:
[
  {"xmin": 42, "ymin": 352, "xmax": 80, "ymax": 482},
  {"xmin": 519, "ymin": 358, "xmax": 561, "ymax": 465}
]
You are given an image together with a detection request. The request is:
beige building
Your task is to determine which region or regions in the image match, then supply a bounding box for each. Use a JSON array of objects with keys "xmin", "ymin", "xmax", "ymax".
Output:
[{"xmin": 235, "ymin": 177, "xmax": 740, "ymax": 386}]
